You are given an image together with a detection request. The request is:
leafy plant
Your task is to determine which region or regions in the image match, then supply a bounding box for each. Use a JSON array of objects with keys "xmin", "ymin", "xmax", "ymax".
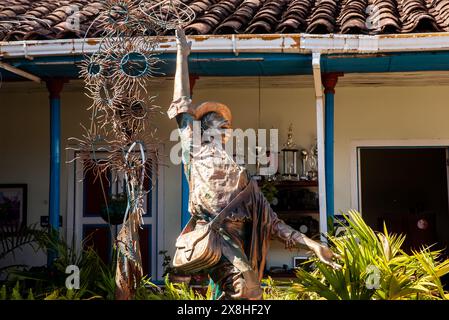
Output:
[
  {"xmin": 260, "ymin": 180, "xmax": 278, "ymax": 204},
  {"xmin": 0, "ymin": 285, "xmax": 6, "ymax": 299},
  {"xmin": 135, "ymin": 276, "xmax": 211, "ymax": 300},
  {"xmin": 0, "ymin": 223, "xmax": 45, "ymax": 276},
  {"xmin": 262, "ymin": 277, "xmax": 318, "ymax": 300},
  {"xmin": 159, "ymin": 250, "xmax": 174, "ymax": 277},
  {"xmin": 293, "ymin": 210, "xmax": 449, "ymax": 300},
  {"xmin": 100, "ymin": 193, "xmax": 128, "ymax": 225},
  {"xmin": 6, "ymin": 230, "xmax": 116, "ymax": 300},
  {"xmin": 0, "ymin": 282, "xmax": 35, "ymax": 300}
]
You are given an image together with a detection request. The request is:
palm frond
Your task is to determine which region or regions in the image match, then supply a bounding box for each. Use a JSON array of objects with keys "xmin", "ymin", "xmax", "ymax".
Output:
[{"xmin": 0, "ymin": 223, "xmax": 44, "ymax": 261}]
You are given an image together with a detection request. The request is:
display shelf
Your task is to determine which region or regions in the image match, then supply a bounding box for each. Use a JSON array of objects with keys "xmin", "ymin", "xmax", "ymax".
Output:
[
  {"xmin": 276, "ymin": 211, "xmax": 319, "ymax": 217},
  {"xmin": 258, "ymin": 179, "xmax": 318, "ymax": 187}
]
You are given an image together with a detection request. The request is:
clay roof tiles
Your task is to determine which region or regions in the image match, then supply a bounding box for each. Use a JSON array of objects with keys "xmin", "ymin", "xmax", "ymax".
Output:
[{"xmin": 1, "ymin": 0, "xmax": 449, "ymax": 41}]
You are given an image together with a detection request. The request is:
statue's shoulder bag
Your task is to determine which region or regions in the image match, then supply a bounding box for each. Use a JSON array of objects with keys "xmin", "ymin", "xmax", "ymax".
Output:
[{"xmin": 173, "ymin": 181, "xmax": 254, "ymax": 274}]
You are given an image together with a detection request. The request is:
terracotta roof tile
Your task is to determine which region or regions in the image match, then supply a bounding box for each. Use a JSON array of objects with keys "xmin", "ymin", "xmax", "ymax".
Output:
[
  {"xmin": 215, "ymin": 0, "xmax": 264, "ymax": 34},
  {"xmin": 276, "ymin": 0, "xmax": 314, "ymax": 33},
  {"xmin": 1, "ymin": 0, "xmax": 449, "ymax": 41}
]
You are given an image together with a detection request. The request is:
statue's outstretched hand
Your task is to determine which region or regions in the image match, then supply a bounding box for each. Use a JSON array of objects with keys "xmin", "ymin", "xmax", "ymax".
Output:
[
  {"xmin": 292, "ymin": 232, "xmax": 342, "ymax": 270},
  {"xmin": 311, "ymin": 243, "xmax": 342, "ymax": 270},
  {"xmin": 175, "ymin": 27, "xmax": 191, "ymax": 56}
]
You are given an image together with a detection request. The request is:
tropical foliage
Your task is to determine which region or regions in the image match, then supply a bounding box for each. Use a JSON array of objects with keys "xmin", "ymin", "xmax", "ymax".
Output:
[
  {"xmin": 0, "ymin": 223, "xmax": 44, "ymax": 277},
  {"xmin": 293, "ymin": 210, "xmax": 449, "ymax": 300},
  {"xmin": 135, "ymin": 276, "xmax": 212, "ymax": 300},
  {"xmin": 2, "ymin": 229, "xmax": 116, "ymax": 300},
  {"xmin": 1, "ymin": 210, "xmax": 449, "ymax": 300}
]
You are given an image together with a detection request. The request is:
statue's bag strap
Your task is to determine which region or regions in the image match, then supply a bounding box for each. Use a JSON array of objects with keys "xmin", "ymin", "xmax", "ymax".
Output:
[
  {"xmin": 209, "ymin": 179, "xmax": 255, "ymax": 231},
  {"xmin": 178, "ymin": 179, "xmax": 255, "ymax": 236},
  {"xmin": 179, "ymin": 180, "xmax": 261, "ymax": 290}
]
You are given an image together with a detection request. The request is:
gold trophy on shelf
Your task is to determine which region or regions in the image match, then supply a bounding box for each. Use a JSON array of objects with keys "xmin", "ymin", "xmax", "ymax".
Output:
[{"xmin": 282, "ymin": 124, "xmax": 299, "ymax": 180}]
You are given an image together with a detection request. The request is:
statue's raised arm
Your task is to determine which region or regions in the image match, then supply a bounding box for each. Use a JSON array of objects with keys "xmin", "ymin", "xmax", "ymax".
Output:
[
  {"xmin": 167, "ymin": 27, "xmax": 195, "ymax": 172},
  {"xmin": 172, "ymin": 27, "xmax": 191, "ymax": 110}
]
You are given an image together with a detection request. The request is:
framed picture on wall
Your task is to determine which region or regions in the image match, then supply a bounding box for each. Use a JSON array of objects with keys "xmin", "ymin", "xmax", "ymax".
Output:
[{"xmin": 0, "ymin": 184, "xmax": 27, "ymax": 229}]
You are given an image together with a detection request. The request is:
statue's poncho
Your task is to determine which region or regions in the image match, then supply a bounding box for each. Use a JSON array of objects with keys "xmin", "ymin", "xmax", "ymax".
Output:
[{"xmin": 170, "ymin": 98, "xmax": 301, "ymax": 280}]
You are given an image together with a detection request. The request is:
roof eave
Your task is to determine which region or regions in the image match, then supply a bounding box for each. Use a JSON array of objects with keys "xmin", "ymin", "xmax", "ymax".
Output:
[{"xmin": 2, "ymin": 32, "xmax": 449, "ymax": 59}]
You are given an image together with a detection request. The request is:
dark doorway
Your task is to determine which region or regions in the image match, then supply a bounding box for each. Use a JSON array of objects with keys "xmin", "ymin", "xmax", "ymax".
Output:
[{"xmin": 359, "ymin": 148, "xmax": 449, "ymax": 255}]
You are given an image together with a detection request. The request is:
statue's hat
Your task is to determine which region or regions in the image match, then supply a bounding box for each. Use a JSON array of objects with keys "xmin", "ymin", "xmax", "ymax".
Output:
[{"xmin": 195, "ymin": 101, "xmax": 232, "ymax": 127}]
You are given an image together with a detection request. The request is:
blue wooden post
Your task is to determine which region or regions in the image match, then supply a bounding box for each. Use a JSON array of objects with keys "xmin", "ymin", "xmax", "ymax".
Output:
[
  {"xmin": 46, "ymin": 79, "xmax": 66, "ymax": 266},
  {"xmin": 181, "ymin": 168, "xmax": 190, "ymax": 228},
  {"xmin": 324, "ymin": 90, "xmax": 334, "ymax": 221},
  {"xmin": 181, "ymin": 74, "xmax": 198, "ymax": 230},
  {"xmin": 322, "ymin": 73, "xmax": 341, "ymax": 225}
]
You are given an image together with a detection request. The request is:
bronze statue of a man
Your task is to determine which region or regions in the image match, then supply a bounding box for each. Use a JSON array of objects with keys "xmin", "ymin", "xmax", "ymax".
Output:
[{"xmin": 168, "ymin": 28, "xmax": 341, "ymax": 300}]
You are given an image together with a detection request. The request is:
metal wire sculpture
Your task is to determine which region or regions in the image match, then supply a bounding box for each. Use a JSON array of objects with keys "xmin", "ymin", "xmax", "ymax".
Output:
[
  {"xmin": 70, "ymin": 0, "xmax": 194, "ymax": 300},
  {"xmin": 140, "ymin": 0, "xmax": 196, "ymax": 30}
]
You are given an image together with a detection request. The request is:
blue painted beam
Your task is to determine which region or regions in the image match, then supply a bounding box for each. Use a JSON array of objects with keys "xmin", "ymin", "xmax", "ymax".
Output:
[
  {"xmin": 322, "ymin": 51, "xmax": 449, "ymax": 73},
  {"xmin": 3, "ymin": 51, "xmax": 449, "ymax": 80},
  {"xmin": 4, "ymin": 53, "xmax": 313, "ymax": 79}
]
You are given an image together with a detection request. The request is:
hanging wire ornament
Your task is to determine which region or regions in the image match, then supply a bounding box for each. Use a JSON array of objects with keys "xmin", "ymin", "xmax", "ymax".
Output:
[
  {"xmin": 71, "ymin": 0, "xmax": 192, "ymax": 300},
  {"xmin": 100, "ymin": 0, "xmax": 149, "ymax": 36},
  {"xmin": 139, "ymin": 0, "xmax": 196, "ymax": 30},
  {"xmin": 84, "ymin": 81, "xmax": 125, "ymax": 134},
  {"xmin": 110, "ymin": 36, "xmax": 162, "ymax": 95},
  {"xmin": 79, "ymin": 52, "xmax": 107, "ymax": 86},
  {"xmin": 115, "ymin": 97, "xmax": 152, "ymax": 135},
  {"xmin": 67, "ymin": 124, "xmax": 112, "ymax": 183}
]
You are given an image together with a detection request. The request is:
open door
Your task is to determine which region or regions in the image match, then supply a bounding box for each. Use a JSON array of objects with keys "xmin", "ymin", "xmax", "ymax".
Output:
[{"xmin": 358, "ymin": 147, "xmax": 449, "ymax": 256}]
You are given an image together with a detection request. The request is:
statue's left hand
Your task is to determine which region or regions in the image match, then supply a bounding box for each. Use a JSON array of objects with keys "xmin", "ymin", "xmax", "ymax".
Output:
[
  {"xmin": 291, "ymin": 232, "xmax": 342, "ymax": 270},
  {"xmin": 175, "ymin": 27, "xmax": 191, "ymax": 56},
  {"xmin": 312, "ymin": 243, "xmax": 342, "ymax": 270}
]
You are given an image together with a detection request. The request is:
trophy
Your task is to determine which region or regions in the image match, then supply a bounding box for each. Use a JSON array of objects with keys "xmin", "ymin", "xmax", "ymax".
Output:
[
  {"xmin": 281, "ymin": 124, "xmax": 299, "ymax": 180},
  {"xmin": 307, "ymin": 140, "xmax": 318, "ymax": 181},
  {"xmin": 300, "ymin": 149, "xmax": 309, "ymax": 180}
]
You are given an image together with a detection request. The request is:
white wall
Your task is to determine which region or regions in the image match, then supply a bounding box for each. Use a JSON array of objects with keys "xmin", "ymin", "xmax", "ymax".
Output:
[
  {"xmin": 2, "ymin": 78, "xmax": 449, "ymax": 270},
  {"xmin": 334, "ymin": 86, "xmax": 449, "ymax": 213}
]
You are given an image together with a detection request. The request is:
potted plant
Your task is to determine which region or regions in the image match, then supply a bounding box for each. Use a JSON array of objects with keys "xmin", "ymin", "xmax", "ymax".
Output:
[
  {"xmin": 261, "ymin": 180, "xmax": 278, "ymax": 205},
  {"xmin": 159, "ymin": 250, "xmax": 191, "ymax": 285},
  {"xmin": 100, "ymin": 193, "xmax": 128, "ymax": 225}
]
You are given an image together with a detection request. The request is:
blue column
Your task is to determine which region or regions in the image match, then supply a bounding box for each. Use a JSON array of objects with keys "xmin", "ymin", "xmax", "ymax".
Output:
[
  {"xmin": 181, "ymin": 168, "xmax": 190, "ymax": 229},
  {"xmin": 324, "ymin": 91, "xmax": 334, "ymax": 221},
  {"xmin": 46, "ymin": 79, "xmax": 66, "ymax": 266},
  {"xmin": 322, "ymin": 73, "xmax": 341, "ymax": 225}
]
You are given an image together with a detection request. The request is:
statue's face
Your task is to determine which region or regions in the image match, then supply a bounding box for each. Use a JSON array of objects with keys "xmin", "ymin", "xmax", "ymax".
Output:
[{"xmin": 201, "ymin": 112, "xmax": 231, "ymax": 144}]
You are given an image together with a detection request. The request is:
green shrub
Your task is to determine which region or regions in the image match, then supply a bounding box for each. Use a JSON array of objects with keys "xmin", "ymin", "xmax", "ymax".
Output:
[
  {"xmin": 135, "ymin": 276, "xmax": 211, "ymax": 300},
  {"xmin": 293, "ymin": 210, "xmax": 449, "ymax": 300},
  {"xmin": 3, "ymin": 210, "xmax": 448, "ymax": 300}
]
